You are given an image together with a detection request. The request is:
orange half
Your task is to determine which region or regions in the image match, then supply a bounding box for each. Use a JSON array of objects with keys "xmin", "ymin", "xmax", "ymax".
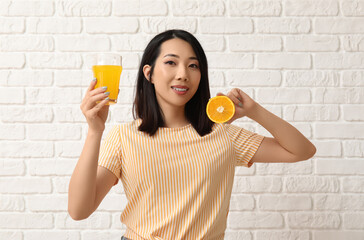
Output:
[{"xmin": 206, "ymin": 96, "xmax": 235, "ymax": 123}]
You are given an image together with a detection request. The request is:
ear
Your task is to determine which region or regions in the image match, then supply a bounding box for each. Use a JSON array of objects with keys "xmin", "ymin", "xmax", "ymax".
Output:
[{"xmin": 143, "ymin": 64, "xmax": 152, "ymax": 82}]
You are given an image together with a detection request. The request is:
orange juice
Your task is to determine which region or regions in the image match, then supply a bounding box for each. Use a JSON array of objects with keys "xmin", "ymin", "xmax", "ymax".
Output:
[{"xmin": 93, "ymin": 65, "xmax": 122, "ymax": 105}]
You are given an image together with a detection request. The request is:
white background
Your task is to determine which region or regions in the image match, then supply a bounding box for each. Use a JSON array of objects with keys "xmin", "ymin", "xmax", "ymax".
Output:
[{"xmin": 0, "ymin": 0, "xmax": 364, "ymax": 239}]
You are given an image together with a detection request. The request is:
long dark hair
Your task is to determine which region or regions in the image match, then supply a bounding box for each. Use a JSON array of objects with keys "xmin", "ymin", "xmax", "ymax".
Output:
[{"xmin": 133, "ymin": 29, "xmax": 214, "ymax": 137}]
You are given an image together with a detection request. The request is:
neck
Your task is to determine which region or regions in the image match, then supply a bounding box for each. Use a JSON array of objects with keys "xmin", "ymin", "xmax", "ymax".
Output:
[{"xmin": 160, "ymin": 104, "xmax": 189, "ymax": 128}]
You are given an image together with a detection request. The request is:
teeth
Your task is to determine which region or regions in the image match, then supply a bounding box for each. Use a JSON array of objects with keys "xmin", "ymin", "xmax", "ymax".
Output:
[{"xmin": 172, "ymin": 87, "xmax": 188, "ymax": 92}]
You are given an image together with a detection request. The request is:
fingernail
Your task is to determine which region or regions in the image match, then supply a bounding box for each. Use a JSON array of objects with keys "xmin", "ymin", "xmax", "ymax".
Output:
[
  {"xmin": 92, "ymin": 78, "xmax": 96, "ymax": 82},
  {"xmin": 102, "ymin": 86, "xmax": 107, "ymax": 90},
  {"xmin": 104, "ymin": 92, "xmax": 110, "ymax": 96},
  {"xmin": 105, "ymin": 97, "xmax": 109, "ymax": 101},
  {"xmin": 238, "ymin": 103, "xmax": 243, "ymax": 107}
]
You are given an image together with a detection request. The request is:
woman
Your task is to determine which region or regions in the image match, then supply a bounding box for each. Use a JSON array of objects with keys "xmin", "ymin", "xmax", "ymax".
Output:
[{"xmin": 68, "ymin": 29, "xmax": 316, "ymax": 239}]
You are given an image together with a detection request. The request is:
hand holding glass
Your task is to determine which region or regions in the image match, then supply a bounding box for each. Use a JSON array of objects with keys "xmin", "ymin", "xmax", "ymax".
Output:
[{"xmin": 92, "ymin": 54, "xmax": 122, "ymax": 105}]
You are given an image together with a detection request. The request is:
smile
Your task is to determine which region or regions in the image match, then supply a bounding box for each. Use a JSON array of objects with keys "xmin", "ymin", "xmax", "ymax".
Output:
[{"xmin": 171, "ymin": 86, "xmax": 189, "ymax": 95}]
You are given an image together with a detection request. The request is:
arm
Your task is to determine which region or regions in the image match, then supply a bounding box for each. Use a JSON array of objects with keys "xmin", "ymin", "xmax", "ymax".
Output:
[
  {"xmin": 68, "ymin": 80, "xmax": 117, "ymax": 220},
  {"xmin": 221, "ymin": 88, "xmax": 316, "ymax": 163}
]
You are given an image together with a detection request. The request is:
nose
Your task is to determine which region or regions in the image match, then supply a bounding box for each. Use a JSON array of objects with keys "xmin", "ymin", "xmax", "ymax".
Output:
[{"xmin": 176, "ymin": 65, "xmax": 188, "ymax": 81}]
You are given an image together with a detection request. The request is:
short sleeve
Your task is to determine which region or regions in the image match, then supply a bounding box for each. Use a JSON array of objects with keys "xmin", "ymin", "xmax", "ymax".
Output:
[
  {"xmin": 225, "ymin": 124, "xmax": 264, "ymax": 167},
  {"xmin": 98, "ymin": 125, "xmax": 122, "ymax": 180}
]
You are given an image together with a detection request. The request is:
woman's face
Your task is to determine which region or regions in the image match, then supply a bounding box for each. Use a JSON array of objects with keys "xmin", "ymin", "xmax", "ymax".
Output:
[{"xmin": 144, "ymin": 38, "xmax": 201, "ymax": 112}]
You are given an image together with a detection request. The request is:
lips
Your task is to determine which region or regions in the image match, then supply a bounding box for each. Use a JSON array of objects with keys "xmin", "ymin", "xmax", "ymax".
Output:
[{"xmin": 171, "ymin": 85, "xmax": 189, "ymax": 95}]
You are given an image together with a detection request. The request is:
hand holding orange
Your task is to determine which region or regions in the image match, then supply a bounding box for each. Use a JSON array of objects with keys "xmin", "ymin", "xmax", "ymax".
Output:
[{"xmin": 206, "ymin": 96, "xmax": 235, "ymax": 123}]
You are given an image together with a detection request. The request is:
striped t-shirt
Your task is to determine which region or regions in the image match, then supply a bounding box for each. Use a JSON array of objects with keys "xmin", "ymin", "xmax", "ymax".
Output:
[{"xmin": 98, "ymin": 119, "xmax": 264, "ymax": 240}]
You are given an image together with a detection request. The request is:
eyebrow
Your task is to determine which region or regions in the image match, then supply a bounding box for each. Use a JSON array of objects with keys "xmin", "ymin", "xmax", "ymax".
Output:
[{"xmin": 163, "ymin": 54, "xmax": 198, "ymax": 60}]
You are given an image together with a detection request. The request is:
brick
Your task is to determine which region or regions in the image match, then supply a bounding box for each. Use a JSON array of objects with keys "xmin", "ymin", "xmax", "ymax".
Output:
[
  {"xmin": 312, "ymin": 141, "xmax": 341, "ymax": 157},
  {"xmin": 285, "ymin": 71, "xmax": 340, "ymax": 87},
  {"xmin": 314, "ymin": 87, "xmax": 364, "ymax": 104},
  {"xmin": 55, "ymin": 212, "xmax": 111, "ymax": 229},
  {"xmin": 27, "ymin": 18, "xmax": 82, "ymax": 34},
  {"xmin": 343, "ymin": 140, "xmax": 364, "ymax": 157},
  {"xmin": 315, "ymin": 53, "xmax": 364, "ymax": 69},
  {"xmin": 111, "ymin": 106, "xmax": 133, "ymax": 123},
  {"xmin": 114, "ymin": 0, "xmax": 167, "ymax": 16},
  {"xmin": 257, "ymin": 18, "xmax": 310, "ymax": 34},
  {"xmin": 0, "ymin": 70, "xmax": 53, "ymax": 86},
  {"xmin": 57, "ymin": 36, "xmax": 110, "ymax": 52},
  {"xmin": 229, "ymin": 0, "xmax": 281, "ymax": 16},
  {"xmin": 342, "ymin": 1, "xmax": 364, "ymax": 16},
  {"xmin": 200, "ymin": 18, "xmax": 252, "ymax": 34},
  {"xmin": 0, "ymin": 141, "xmax": 53, "ymax": 158},
  {"xmin": 116, "ymin": 87, "xmax": 135, "ymax": 104},
  {"xmin": 343, "ymin": 105, "xmax": 364, "ymax": 121},
  {"xmin": 26, "ymin": 88, "xmax": 82, "ymax": 104},
  {"xmin": 82, "ymin": 231, "xmax": 126, "ymax": 240},
  {"xmin": 0, "ymin": 87, "xmax": 24, "ymax": 104},
  {"xmin": 316, "ymin": 159, "xmax": 364, "ymax": 175},
  {"xmin": 0, "ymin": 213, "xmax": 53, "ymax": 229},
  {"xmin": 207, "ymin": 53, "xmax": 253, "ymax": 69},
  {"xmin": 257, "ymin": 54, "xmax": 311, "ymax": 69},
  {"xmin": 256, "ymin": 231, "xmax": 310, "ymax": 240},
  {"xmin": 57, "ymin": 0, "xmax": 111, "ymax": 16},
  {"xmin": 288, "ymin": 213, "xmax": 340, "ymax": 229},
  {"xmin": 195, "ymin": 35, "xmax": 225, "ymax": 52},
  {"xmin": 0, "ymin": 124, "xmax": 24, "ymax": 140},
  {"xmin": 0, "ymin": 232, "xmax": 22, "ymax": 240},
  {"xmin": 0, "ymin": 36, "xmax": 54, "ymax": 52},
  {"xmin": 344, "ymin": 213, "xmax": 364, "ymax": 229},
  {"xmin": 112, "ymin": 35, "xmax": 152, "ymax": 51},
  {"xmin": 315, "ymin": 195, "xmax": 364, "ymax": 211},
  {"xmin": 27, "ymin": 124, "xmax": 81, "ymax": 140},
  {"xmin": 0, "ymin": 53, "xmax": 25, "ymax": 69},
  {"xmin": 25, "ymin": 231, "xmax": 79, "ymax": 240},
  {"xmin": 343, "ymin": 177, "xmax": 364, "ymax": 193},
  {"xmin": 315, "ymin": 123, "xmax": 364, "ymax": 139},
  {"xmin": 227, "ymin": 71, "xmax": 281, "ymax": 87},
  {"xmin": 342, "ymin": 71, "xmax": 364, "ymax": 86},
  {"xmin": 98, "ymin": 194, "xmax": 127, "ymax": 211},
  {"xmin": 343, "ymin": 35, "xmax": 364, "ymax": 52},
  {"xmin": 0, "ymin": 107, "xmax": 53, "ymax": 123},
  {"xmin": 208, "ymin": 71, "xmax": 225, "ymax": 87},
  {"xmin": 256, "ymin": 160, "xmax": 312, "ymax": 175},
  {"xmin": 224, "ymin": 231, "xmax": 252, "ymax": 240},
  {"xmin": 27, "ymin": 195, "xmax": 68, "ymax": 211},
  {"xmin": 0, "ymin": 195, "xmax": 24, "ymax": 211},
  {"xmin": 0, "ymin": 159, "xmax": 24, "ymax": 176},
  {"xmin": 286, "ymin": 35, "xmax": 339, "ymax": 51},
  {"xmin": 142, "ymin": 17, "xmax": 196, "ymax": 34},
  {"xmin": 232, "ymin": 176, "xmax": 282, "ymax": 193},
  {"xmin": 85, "ymin": 18, "xmax": 139, "ymax": 34},
  {"xmin": 0, "ymin": 18, "xmax": 24, "ymax": 33},
  {"xmin": 227, "ymin": 212, "xmax": 283, "ymax": 229},
  {"xmin": 54, "ymin": 106, "xmax": 86, "ymax": 123},
  {"xmin": 29, "ymin": 53, "xmax": 82, "ymax": 69},
  {"xmin": 258, "ymin": 195, "xmax": 312, "ymax": 211},
  {"xmin": 284, "ymin": 105, "xmax": 339, "ymax": 121},
  {"xmin": 55, "ymin": 141, "xmax": 83, "ymax": 158},
  {"xmin": 55, "ymin": 70, "xmax": 91, "ymax": 87},
  {"xmin": 315, "ymin": 18, "xmax": 364, "ymax": 34},
  {"xmin": 29, "ymin": 158, "xmax": 76, "ymax": 176},
  {"xmin": 285, "ymin": 1, "xmax": 338, "ymax": 16},
  {"xmin": 229, "ymin": 194, "xmax": 254, "ymax": 211},
  {"xmin": 0, "ymin": 177, "xmax": 51, "ymax": 193},
  {"xmin": 53, "ymin": 177, "xmax": 70, "ymax": 194},
  {"xmin": 229, "ymin": 36, "xmax": 282, "ymax": 52},
  {"xmin": 172, "ymin": 0, "xmax": 225, "ymax": 16},
  {"xmin": 257, "ymin": 88, "xmax": 311, "ymax": 104},
  {"xmin": 0, "ymin": 1, "xmax": 54, "ymax": 16},
  {"xmin": 314, "ymin": 231, "xmax": 364, "ymax": 240},
  {"xmin": 286, "ymin": 176, "xmax": 339, "ymax": 193}
]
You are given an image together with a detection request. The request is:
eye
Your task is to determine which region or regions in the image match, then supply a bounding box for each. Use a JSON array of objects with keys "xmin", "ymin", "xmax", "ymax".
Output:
[
  {"xmin": 165, "ymin": 61, "xmax": 175, "ymax": 65},
  {"xmin": 190, "ymin": 64, "xmax": 199, "ymax": 69}
]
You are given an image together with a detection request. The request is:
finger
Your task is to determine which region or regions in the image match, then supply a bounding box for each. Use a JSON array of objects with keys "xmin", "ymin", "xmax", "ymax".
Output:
[
  {"xmin": 85, "ymin": 91, "xmax": 110, "ymax": 110},
  {"xmin": 228, "ymin": 92, "xmax": 243, "ymax": 108},
  {"xmin": 88, "ymin": 96, "xmax": 109, "ymax": 117},
  {"xmin": 87, "ymin": 78, "xmax": 97, "ymax": 92},
  {"xmin": 216, "ymin": 92, "xmax": 225, "ymax": 96}
]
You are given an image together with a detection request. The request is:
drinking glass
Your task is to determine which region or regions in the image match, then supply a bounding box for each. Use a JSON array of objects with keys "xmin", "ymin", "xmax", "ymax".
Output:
[{"xmin": 92, "ymin": 54, "xmax": 122, "ymax": 105}]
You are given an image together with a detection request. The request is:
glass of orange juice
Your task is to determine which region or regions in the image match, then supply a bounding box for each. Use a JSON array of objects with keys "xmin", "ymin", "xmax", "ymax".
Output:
[{"xmin": 92, "ymin": 53, "xmax": 122, "ymax": 105}]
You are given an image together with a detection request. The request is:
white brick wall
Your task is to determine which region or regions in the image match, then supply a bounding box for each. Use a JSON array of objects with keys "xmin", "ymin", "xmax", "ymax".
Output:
[{"xmin": 0, "ymin": 0, "xmax": 363, "ymax": 239}]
